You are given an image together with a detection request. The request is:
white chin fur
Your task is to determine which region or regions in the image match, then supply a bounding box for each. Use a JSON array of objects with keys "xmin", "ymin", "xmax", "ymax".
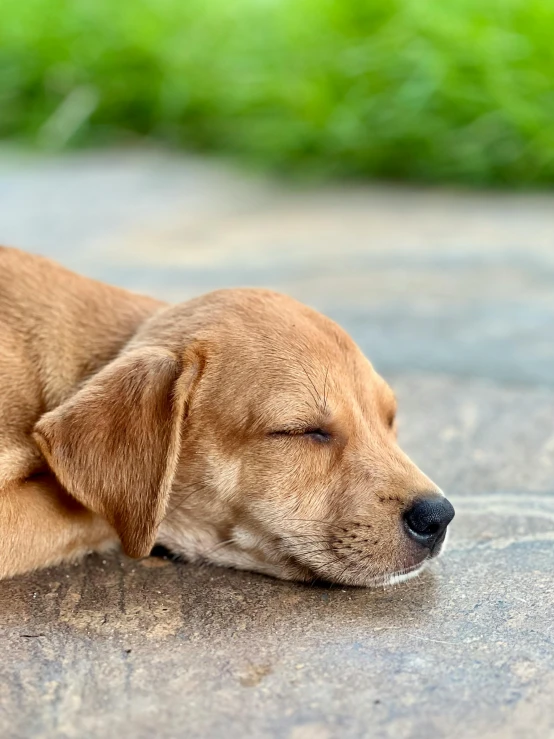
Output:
[{"xmin": 385, "ymin": 563, "xmax": 426, "ymax": 586}]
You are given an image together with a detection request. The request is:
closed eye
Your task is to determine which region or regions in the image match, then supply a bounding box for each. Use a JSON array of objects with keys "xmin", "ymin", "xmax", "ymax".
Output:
[{"xmin": 270, "ymin": 427, "xmax": 332, "ymax": 443}]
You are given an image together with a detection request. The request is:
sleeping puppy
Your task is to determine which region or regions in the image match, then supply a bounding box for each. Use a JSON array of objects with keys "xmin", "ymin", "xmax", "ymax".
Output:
[{"xmin": 0, "ymin": 247, "xmax": 454, "ymax": 585}]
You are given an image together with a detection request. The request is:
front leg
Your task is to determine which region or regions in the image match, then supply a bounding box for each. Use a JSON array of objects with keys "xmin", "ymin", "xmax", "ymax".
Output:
[{"xmin": 0, "ymin": 474, "xmax": 119, "ymax": 579}]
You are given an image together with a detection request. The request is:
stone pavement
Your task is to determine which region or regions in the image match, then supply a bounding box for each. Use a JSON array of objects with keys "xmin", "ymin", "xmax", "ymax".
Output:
[{"xmin": 1, "ymin": 149, "xmax": 554, "ymax": 739}]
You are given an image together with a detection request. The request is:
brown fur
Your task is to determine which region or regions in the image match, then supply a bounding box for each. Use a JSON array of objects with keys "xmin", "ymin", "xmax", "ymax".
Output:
[{"xmin": 0, "ymin": 246, "xmax": 449, "ymax": 585}]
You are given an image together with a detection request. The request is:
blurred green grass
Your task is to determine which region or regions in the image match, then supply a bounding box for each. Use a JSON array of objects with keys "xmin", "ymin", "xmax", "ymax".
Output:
[{"xmin": 2, "ymin": 0, "xmax": 554, "ymax": 184}]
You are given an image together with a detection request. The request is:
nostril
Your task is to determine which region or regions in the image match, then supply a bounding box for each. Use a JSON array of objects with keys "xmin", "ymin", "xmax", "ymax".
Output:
[{"xmin": 404, "ymin": 496, "xmax": 455, "ymax": 549}]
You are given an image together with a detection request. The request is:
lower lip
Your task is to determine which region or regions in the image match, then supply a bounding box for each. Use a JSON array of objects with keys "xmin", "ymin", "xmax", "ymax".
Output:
[{"xmin": 386, "ymin": 563, "xmax": 426, "ymax": 586}]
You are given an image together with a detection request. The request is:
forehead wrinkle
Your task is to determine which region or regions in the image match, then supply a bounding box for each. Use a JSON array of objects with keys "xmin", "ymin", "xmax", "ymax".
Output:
[
  {"xmin": 208, "ymin": 313, "xmax": 370, "ymax": 425},
  {"xmin": 244, "ymin": 313, "xmax": 355, "ymax": 366}
]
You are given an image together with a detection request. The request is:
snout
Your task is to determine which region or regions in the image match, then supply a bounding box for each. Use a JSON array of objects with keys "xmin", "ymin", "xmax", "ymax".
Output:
[{"xmin": 403, "ymin": 496, "xmax": 455, "ymax": 551}]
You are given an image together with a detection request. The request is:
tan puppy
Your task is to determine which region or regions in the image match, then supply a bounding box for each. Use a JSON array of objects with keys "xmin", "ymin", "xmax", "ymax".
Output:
[{"xmin": 0, "ymin": 246, "xmax": 454, "ymax": 585}]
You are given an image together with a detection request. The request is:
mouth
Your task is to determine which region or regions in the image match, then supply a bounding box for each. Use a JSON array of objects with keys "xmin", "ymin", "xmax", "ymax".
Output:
[
  {"xmin": 290, "ymin": 558, "xmax": 429, "ymax": 588},
  {"xmin": 156, "ymin": 520, "xmax": 448, "ymax": 588},
  {"xmin": 381, "ymin": 561, "xmax": 428, "ymax": 587},
  {"xmin": 153, "ymin": 534, "xmax": 434, "ymax": 589},
  {"xmin": 283, "ymin": 545, "xmax": 432, "ymax": 588},
  {"xmin": 278, "ymin": 523, "xmax": 451, "ymax": 587}
]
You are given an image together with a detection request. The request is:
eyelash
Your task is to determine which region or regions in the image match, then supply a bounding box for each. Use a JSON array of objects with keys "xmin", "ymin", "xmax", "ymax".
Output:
[{"xmin": 270, "ymin": 428, "xmax": 332, "ymax": 442}]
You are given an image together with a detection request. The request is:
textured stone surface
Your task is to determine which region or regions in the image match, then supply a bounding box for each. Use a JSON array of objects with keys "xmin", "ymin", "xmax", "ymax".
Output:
[{"xmin": 1, "ymin": 150, "xmax": 554, "ymax": 738}]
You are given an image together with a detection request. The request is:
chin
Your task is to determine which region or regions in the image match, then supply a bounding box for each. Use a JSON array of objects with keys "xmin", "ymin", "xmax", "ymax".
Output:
[
  {"xmin": 157, "ymin": 522, "xmax": 445, "ymax": 589},
  {"xmin": 274, "ymin": 544, "xmax": 439, "ymax": 588}
]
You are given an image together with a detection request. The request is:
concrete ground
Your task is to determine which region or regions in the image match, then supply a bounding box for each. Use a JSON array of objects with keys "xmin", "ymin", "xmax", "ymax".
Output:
[{"xmin": 1, "ymin": 149, "xmax": 554, "ymax": 739}]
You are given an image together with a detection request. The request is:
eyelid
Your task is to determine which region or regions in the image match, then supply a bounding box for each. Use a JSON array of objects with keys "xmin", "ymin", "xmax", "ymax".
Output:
[{"xmin": 269, "ymin": 427, "xmax": 332, "ymax": 441}]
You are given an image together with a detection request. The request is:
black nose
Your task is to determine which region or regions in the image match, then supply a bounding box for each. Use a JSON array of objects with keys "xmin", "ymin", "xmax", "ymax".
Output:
[{"xmin": 404, "ymin": 496, "xmax": 455, "ymax": 550}]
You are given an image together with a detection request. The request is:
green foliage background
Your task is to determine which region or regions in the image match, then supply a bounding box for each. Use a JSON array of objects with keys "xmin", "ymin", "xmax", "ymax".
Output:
[{"xmin": 2, "ymin": 0, "xmax": 554, "ymax": 184}]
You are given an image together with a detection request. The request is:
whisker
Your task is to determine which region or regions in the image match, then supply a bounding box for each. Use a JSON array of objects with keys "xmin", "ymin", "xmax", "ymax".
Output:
[
  {"xmin": 286, "ymin": 544, "xmax": 352, "ymax": 559},
  {"xmin": 161, "ymin": 486, "xmax": 201, "ymax": 522},
  {"xmin": 278, "ymin": 534, "xmax": 329, "ymax": 542},
  {"xmin": 297, "ymin": 359, "xmax": 324, "ymax": 411},
  {"xmin": 322, "ymin": 366, "xmax": 329, "ymax": 413},
  {"xmin": 204, "ymin": 538, "xmax": 236, "ymax": 557},
  {"xmin": 289, "ymin": 549, "xmax": 332, "ymax": 560},
  {"xmin": 283, "ymin": 518, "xmax": 348, "ymax": 530},
  {"xmin": 334, "ymin": 559, "xmax": 354, "ymax": 584},
  {"xmin": 287, "ymin": 544, "xmax": 332, "ymax": 555}
]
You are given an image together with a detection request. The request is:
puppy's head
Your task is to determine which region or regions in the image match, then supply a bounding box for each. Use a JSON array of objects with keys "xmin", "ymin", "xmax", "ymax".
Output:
[{"xmin": 34, "ymin": 289, "xmax": 454, "ymax": 587}]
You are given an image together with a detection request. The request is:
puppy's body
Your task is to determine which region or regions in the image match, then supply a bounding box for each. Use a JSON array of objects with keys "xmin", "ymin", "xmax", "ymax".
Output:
[
  {"xmin": 0, "ymin": 248, "xmax": 162, "ymax": 575},
  {"xmin": 0, "ymin": 248, "xmax": 161, "ymax": 479},
  {"xmin": 0, "ymin": 247, "xmax": 454, "ymax": 584}
]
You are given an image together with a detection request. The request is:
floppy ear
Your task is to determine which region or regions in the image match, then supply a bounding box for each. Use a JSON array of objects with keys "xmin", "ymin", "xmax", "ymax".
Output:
[{"xmin": 33, "ymin": 346, "xmax": 203, "ymax": 557}]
